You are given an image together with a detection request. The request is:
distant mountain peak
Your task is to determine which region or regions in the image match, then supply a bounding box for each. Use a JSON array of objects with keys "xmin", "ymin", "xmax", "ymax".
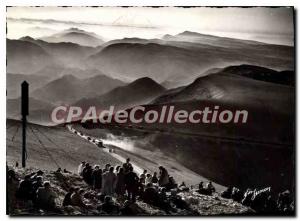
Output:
[
  {"xmin": 130, "ymin": 77, "xmax": 160, "ymax": 86},
  {"xmin": 40, "ymin": 28, "xmax": 104, "ymax": 47},
  {"xmin": 67, "ymin": 27, "xmax": 84, "ymax": 32},
  {"xmin": 177, "ymin": 31, "xmax": 213, "ymax": 38},
  {"xmin": 60, "ymin": 74, "xmax": 78, "ymax": 81},
  {"xmin": 19, "ymin": 36, "xmax": 35, "ymax": 41},
  {"xmin": 180, "ymin": 31, "xmax": 200, "ymax": 35}
]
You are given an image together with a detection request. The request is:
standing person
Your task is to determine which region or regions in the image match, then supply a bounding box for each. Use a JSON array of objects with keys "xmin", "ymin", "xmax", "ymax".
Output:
[
  {"xmin": 78, "ymin": 162, "xmax": 86, "ymax": 176},
  {"xmin": 125, "ymin": 167, "xmax": 139, "ymax": 202},
  {"xmin": 92, "ymin": 166, "xmax": 102, "ymax": 190},
  {"xmin": 123, "ymin": 158, "xmax": 132, "ymax": 174},
  {"xmin": 115, "ymin": 166, "xmax": 121, "ymax": 174},
  {"xmin": 82, "ymin": 164, "xmax": 93, "ymax": 185},
  {"xmin": 103, "ymin": 164, "xmax": 111, "ymax": 173},
  {"xmin": 115, "ymin": 168, "xmax": 126, "ymax": 196},
  {"xmin": 152, "ymin": 172, "xmax": 158, "ymax": 184},
  {"xmin": 102, "ymin": 167, "xmax": 117, "ymax": 196},
  {"xmin": 158, "ymin": 166, "xmax": 169, "ymax": 187}
]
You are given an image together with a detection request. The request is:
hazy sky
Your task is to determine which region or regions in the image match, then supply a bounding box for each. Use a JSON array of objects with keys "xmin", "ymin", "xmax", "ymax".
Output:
[{"xmin": 7, "ymin": 7, "xmax": 294, "ymax": 45}]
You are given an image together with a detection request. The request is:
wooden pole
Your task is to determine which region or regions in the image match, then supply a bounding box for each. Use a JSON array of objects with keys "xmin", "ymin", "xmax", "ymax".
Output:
[{"xmin": 21, "ymin": 81, "xmax": 29, "ymax": 168}]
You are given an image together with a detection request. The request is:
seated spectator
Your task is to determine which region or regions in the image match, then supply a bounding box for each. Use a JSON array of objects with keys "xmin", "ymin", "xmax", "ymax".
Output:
[
  {"xmin": 7, "ymin": 169, "xmax": 19, "ymax": 214},
  {"xmin": 63, "ymin": 187, "xmax": 75, "ymax": 207},
  {"xmin": 221, "ymin": 186, "xmax": 233, "ymax": 199},
  {"xmin": 120, "ymin": 200, "xmax": 145, "ymax": 215},
  {"xmin": 145, "ymin": 174, "xmax": 152, "ymax": 184},
  {"xmin": 16, "ymin": 175, "xmax": 33, "ymax": 200},
  {"xmin": 206, "ymin": 181, "xmax": 216, "ymax": 194},
  {"xmin": 142, "ymin": 183, "xmax": 159, "ymax": 205},
  {"xmin": 31, "ymin": 176, "xmax": 43, "ymax": 202},
  {"xmin": 166, "ymin": 176, "xmax": 177, "ymax": 190},
  {"xmin": 70, "ymin": 188, "xmax": 87, "ymax": 209},
  {"xmin": 98, "ymin": 196, "xmax": 120, "ymax": 215},
  {"xmin": 56, "ymin": 168, "xmax": 62, "ymax": 173},
  {"xmin": 169, "ymin": 191, "xmax": 190, "ymax": 210},
  {"xmin": 179, "ymin": 182, "xmax": 186, "ymax": 188},
  {"xmin": 231, "ymin": 187, "xmax": 243, "ymax": 202},
  {"xmin": 36, "ymin": 182, "xmax": 57, "ymax": 210},
  {"xmin": 277, "ymin": 190, "xmax": 292, "ymax": 212},
  {"xmin": 264, "ymin": 195, "xmax": 278, "ymax": 214},
  {"xmin": 140, "ymin": 170, "xmax": 147, "ymax": 180}
]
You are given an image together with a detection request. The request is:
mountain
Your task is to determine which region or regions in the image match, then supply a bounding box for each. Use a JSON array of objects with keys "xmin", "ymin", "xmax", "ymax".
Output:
[
  {"xmin": 6, "ymin": 97, "xmax": 55, "ymax": 124},
  {"xmin": 7, "ymin": 39, "xmax": 56, "ymax": 74},
  {"xmin": 75, "ymin": 77, "xmax": 166, "ymax": 110},
  {"xmin": 81, "ymin": 65, "xmax": 295, "ymax": 192},
  {"xmin": 146, "ymin": 65, "xmax": 294, "ymax": 146},
  {"xmin": 33, "ymin": 66, "xmax": 107, "ymax": 79},
  {"xmin": 219, "ymin": 64, "xmax": 294, "ymax": 86},
  {"xmin": 152, "ymin": 69, "xmax": 293, "ymax": 115},
  {"xmin": 31, "ymin": 74, "xmax": 125, "ymax": 105},
  {"xmin": 101, "ymin": 37, "xmax": 156, "ymax": 47},
  {"xmin": 6, "ymin": 73, "xmax": 52, "ymax": 99},
  {"xmin": 87, "ymin": 33, "xmax": 293, "ymax": 87},
  {"xmin": 20, "ymin": 36, "xmax": 99, "ymax": 69},
  {"xmin": 163, "ymin": 31, "xmax": 266, "ymax": 48},
  {"xmin": 40, "ymin": 28, "xmax": 104, "ymax": 47},
  {"xmin": 88, "ymin": 42, "xmax": 219, "ymax": 84},
  {"xmin": 98, "ymin": 65, "xmax": 293, "ymax": 191}
]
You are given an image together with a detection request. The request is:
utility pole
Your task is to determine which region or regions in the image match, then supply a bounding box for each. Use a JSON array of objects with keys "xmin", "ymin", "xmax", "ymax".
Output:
[{"xmin": 21, "ymin": 81, "xmax": 29, "ymax": 168}]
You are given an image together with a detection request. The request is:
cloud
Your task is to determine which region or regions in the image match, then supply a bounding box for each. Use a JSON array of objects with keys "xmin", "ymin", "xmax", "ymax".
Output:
[{"xmin": 7, "ymin": 17, "xmax": 158, "ymax": 29}]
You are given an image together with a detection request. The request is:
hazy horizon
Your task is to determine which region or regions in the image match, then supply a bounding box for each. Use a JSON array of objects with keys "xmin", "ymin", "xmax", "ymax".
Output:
[{"xmin": 7, "ymin": 6, "xmax": 294, "ymax": 46}]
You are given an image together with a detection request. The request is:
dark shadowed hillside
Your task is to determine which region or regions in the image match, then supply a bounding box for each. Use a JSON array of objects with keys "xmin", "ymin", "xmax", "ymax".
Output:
[
  {"xmin": 219, "ymin": 64, "xmax": 294, "ymax": 86},
  {"xmin": 75, "ymin": 77, "xmax": 166, "ymax": 110},
  {"xmin": 31, "ymin": 74, "xmax": 125, "ymax": 105}
]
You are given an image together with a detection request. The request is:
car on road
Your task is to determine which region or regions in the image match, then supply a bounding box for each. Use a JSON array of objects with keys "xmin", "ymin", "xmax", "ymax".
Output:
[{"xmin": 96, "ymin": 140, "xmax": 105, "ymax": 148}]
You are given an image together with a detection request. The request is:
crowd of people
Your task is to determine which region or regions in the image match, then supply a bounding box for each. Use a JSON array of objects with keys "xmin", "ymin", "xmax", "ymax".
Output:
[
  {"xmin": 220, "ymin": 186, "xmax": 294, "ymax": 215},
  {"xmin": 6, "ymin": 159, "xmax": 294, "ymax": 216},
  {"xmin": 6, "ymin": 159, "xmax": 194, "ymax": 215},
  {"xmin": 7, "ymin": 168, "xmax": 61, "ymax": 213},
  {"xmin": 73, "ymin": 158, "xmax": 187, "ymax": 214}
]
